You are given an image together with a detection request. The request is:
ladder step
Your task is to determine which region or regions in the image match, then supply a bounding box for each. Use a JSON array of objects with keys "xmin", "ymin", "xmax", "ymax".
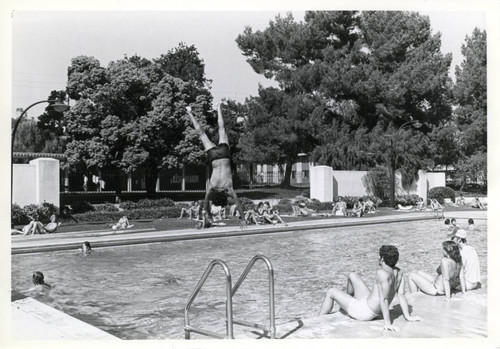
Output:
[
  {"xmin": 233, "ymin": 318, "xmax": 269, "ymax": 331},
  {"xmin": 185, "ymin": 326, "xmax": 227, "ymax": 339}
]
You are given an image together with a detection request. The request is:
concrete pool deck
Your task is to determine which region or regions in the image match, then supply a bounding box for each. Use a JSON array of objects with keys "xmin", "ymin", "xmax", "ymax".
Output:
[
  {"xmin": 12, "ymin": 211, "xmax": 484, "ymax": 254},
  {"xmin": 10, "ymin": 210, "xmax": 489, "ymax": 340}
]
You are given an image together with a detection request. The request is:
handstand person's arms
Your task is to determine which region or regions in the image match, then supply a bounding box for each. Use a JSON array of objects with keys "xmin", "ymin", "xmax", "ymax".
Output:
[
  {"xmin": 228, "ymin": 188, "xmax": 246, "ymax": 230},
  {"xmin": 204, "ymin": 189, "xmax": 213, "ymax": 221},
  {"xmin": 376, "ymin": 270, "xmax": 398, "ymax": 331},
  {"xmin": 397, "ymin": 273, "xmax": 421, "ymax": 321}
]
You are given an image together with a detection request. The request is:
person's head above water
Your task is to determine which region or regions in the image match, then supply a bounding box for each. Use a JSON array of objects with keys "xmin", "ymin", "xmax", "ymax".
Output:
[
  {"xmin": 379, "ymin": 245, "xmax": 399, "ymax": 268},
  {"xmin": 82, "ymin": 241, "xmax": 92, "ymax": 252},
  {"xmin": 32, "ymin": 271, "xmax": 45, "ymax": 285}
]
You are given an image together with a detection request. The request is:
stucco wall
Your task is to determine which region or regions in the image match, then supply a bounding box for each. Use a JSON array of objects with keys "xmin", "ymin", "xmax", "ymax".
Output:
[
  {"xmin": 13, "ymin": 158, "xmax": 60, "ymax": 209},
  {"xmin": 310, "ymin": 166, "xmax": 445, "ymax": 202}
]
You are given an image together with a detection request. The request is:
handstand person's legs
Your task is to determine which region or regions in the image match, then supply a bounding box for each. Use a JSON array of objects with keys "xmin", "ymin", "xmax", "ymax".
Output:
[
  {"xmin": 186, "ymin": 107, "xmax": 215, "ymax": 150},
  {"xmin": 216, "ymin": 103, "xmax": 229, "ymax": 145}
]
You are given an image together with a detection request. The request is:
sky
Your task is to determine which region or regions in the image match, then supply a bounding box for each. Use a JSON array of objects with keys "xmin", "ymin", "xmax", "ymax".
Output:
[{"xmin": 9, "ymin": 8, "xmax": 487, "ymax": 119}]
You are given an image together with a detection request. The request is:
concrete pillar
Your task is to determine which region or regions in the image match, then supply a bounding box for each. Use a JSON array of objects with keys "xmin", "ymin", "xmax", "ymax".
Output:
[
  {"xmin": 181, "ymin": 167, "xmax": 186, "ymax": 191},
  {"xmin": 310, "ymin": 165, "xmax": 333, "ymax": 202},
  {"xmin": 416, "ymin": 170, "xmax": 428, "ymax": 202},
  {"xmin": 30, "ymin": 158, "xmax": 60, "ymax": 208},
  {"xmin": 127, "ymin": 173, "xmax": 132, "ymax": 192}
]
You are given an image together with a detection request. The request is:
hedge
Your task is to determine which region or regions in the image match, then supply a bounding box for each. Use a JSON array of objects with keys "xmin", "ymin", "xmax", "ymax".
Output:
[{"xmin": 428, "ymin": 186, "xmax": 456, "ymax": 204}]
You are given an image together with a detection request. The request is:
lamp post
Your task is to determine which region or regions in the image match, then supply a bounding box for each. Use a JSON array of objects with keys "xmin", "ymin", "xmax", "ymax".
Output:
[
  {"xmin": 389, "ymin": 120, "xmax": 422, "ymax": 207},
  {"xmin": 11, "ymin": 97, "xmax": 70, "ymax": 208}
]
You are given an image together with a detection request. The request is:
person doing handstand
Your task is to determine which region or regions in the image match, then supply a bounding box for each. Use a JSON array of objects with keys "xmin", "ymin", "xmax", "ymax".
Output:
[
  {"xmin": 186, "ymin": 102, "xmax": 246, "ymax": 230},
  {"xmin": 319, "ymin": 245, "xmax": 420, "ymax": 331}
]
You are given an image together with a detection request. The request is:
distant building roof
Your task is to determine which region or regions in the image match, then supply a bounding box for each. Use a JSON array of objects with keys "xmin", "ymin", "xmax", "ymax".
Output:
[{"xmin": 13, "ymin": 152, "xmax": 67, "ymax": 160}]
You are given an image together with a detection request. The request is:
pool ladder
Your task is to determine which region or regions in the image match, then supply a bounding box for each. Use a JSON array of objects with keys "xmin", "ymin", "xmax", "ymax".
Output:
[{"xmin": 184, "ymin": 254, "xmax": 276, "ymax": 339}]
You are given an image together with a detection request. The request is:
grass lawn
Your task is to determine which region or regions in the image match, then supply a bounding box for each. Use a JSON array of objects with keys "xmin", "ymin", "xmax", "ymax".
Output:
[{"xmin": 25, "ymin": 205, "xmax": 483, "ymax": 235}]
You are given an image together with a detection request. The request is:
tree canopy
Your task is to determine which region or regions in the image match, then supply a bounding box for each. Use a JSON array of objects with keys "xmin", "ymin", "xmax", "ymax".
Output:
[
  {"xmin": 236, "ymin": 11, "xmax": 453, "ymax": 187},
  {"xmin": 64, "ymin": 44, "xmax": 214, "ymax": 194}
]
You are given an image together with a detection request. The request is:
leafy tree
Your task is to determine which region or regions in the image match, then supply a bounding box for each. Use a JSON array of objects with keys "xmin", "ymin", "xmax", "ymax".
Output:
[
  {"xmin": 453, "ymin": 28, "xmax": 487, "ymax": 156},
  {"xmin": 236, "ymin": 11, "xmax": 452, "ymax": 188},
  {"xmin": 238, "ymin": 87, "xmax": 321, "ymax": 187},
  {"xmin": 64, "ymin": 44, "xmax": 214, "ymax": 195}
]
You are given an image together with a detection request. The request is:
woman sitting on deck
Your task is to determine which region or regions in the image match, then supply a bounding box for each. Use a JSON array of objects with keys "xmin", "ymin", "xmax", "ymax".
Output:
[
  {"xmin": 407, "ymin": 240, "xmax": 466, "ymax": 301},
  {"xmin": 178, "ymin": 201, "xmax": 200, "ymax": 220},
  {"xmin": 332, "ymin": 197, "xmax": 348, "ymax": 216}
]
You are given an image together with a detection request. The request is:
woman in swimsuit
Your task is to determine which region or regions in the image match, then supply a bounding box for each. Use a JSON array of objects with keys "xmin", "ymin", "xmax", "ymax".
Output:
[
  {"xmin": 407, "ymin": 240, "xmax": 465, "ymax": 301},
  {"xmin": 186, "ymin": 102, "xmax": 246, "ymax": 230}
]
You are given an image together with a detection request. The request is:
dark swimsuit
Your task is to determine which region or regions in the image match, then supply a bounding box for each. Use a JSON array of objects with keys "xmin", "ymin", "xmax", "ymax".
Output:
[{"xmin": 207, "ymin": 143, "xmax": 231, "ymax": 163}]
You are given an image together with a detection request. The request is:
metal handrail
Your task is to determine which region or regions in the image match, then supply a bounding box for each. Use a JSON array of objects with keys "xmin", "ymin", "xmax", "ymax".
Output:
[
  {"xmin": 232, "ymin": 254, "xmax": 276, "ymax": 339},
  {"xmin": 184, "ymin": 259, "xmax": 234, "ymax": 339}
]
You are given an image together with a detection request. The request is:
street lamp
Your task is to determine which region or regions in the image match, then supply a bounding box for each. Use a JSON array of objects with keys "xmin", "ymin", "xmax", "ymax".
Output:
[
  {"xmin": 11, "ymin": 97, "xmax": 70, "ymax": 208},
  {"xmin": 389, "ymin": 120, "xmax": 422, "ymax": 207}
]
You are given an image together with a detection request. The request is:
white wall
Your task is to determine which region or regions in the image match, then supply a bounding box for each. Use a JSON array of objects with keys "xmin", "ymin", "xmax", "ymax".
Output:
[
  {"xmin": 332, "ymin": 170, "xmax": 369, "ymax": 198},
  {"xmin": 13, "ymin": 158, "xmax": 60, "ymax": 209},
  {"xmin": 310, "ymin": 166, "xmax": 446, "ymax": 202},
  {"xmin": 310, "ymin": 166, "xmax": 333, "ymax": 202}
]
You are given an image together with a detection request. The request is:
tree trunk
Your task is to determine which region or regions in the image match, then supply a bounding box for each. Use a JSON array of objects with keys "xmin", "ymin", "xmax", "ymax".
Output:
[
  {"xmin": 280, "ymin": 156, "xmax": 294, "ymax": 188},
  {"xmin": 145, "ymin": 166, "xmax": 159, "ymax": 196},
  {"xmin": 114, "ymin": 170, "xmax": 122, "ymax": 202}
]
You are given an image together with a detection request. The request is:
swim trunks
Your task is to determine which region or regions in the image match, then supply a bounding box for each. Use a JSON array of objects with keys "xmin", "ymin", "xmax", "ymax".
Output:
[
  {"xmin": 347, "ymin": 297, "xmax": 379, "ymax": 321},
  {"xmin": 207, "ymin": 143, "xmax": 230, "ymax": 163}
]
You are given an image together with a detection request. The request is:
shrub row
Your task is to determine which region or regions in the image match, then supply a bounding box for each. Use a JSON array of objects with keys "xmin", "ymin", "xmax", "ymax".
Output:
[
  {"xmin": 11, "ymin": 202, "xmax": 58, "ymax": 225},
  {"xmin": 68, "ymin": 207, "xmax": 183, "ymax": 223}
]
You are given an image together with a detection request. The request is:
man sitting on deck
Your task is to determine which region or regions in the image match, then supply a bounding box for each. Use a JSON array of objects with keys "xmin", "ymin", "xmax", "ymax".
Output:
[{"xmin": 318, "ymin": 245, "xmax": 421, "ymax": 331}]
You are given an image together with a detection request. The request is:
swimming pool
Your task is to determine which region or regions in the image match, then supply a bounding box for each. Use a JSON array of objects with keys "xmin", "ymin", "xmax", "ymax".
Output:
[{"xmin": 11, "ymin": 218, "xmax": 488, "ymax": 339}]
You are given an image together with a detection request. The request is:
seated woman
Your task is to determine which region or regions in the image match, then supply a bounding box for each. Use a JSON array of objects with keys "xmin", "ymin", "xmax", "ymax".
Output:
[
  {"xmin": 11, "ymin": 214, "xmax": 60, "ymax": 235},
  {"xmin": 195, "ymin": 206, "xmax": 227, "ymax": 229},
  {"xmin": 364, "ymin": 199, "xmax": 377, "ymax": 214},
  {"xmin": 178, "ymin": 201, "xmax": 200, "ymax": 220},
  {"xmin": 112, "ymin": 216, "xmax": 133, "ymax": 230},
  {"xmin": 352, "ymin": 199, "xmax": 365, "ymax": 217},
  {"xmin": 332, "ymin": 197, "xmax": 348, "ymax": 216},
  {"xmin": 256, "ymin": 201, "xmax": 275, "ymax": 224},
  {"xmin": 456, "ymin": 194, "xmax": 466, "ymax": 206},
  {"xmin": 471, "ymin": 197, "xmax": 486, "ymax": 209},
  {"xmin": 407, "ymin": 240, "xmax": 465, "ymax": 301},
  {"xmin": 416, "ymin": 197, "xmax": 426, "ymax": 211},
  {"xmin": 210, "ymin": 203, "xmax": 226, "ymax": 221},
  {"xmin": 263, "ymin": 201, "xmax": 287, "ymax": 225}
]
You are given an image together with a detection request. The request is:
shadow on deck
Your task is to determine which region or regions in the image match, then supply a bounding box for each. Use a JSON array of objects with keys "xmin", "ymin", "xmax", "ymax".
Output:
[{"xmin": 234, "ymin": 287, "xmax": 487, "ymax": 339}]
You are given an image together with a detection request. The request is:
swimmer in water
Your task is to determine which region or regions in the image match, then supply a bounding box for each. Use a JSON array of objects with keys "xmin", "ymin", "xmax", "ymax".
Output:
[
  {"xmin": 80, "ymin": 241, "xmax": 92, "ymax": 254},
  {"xmin": 28, "ymin": 271, "xmax": 52, "ymax": 291}
]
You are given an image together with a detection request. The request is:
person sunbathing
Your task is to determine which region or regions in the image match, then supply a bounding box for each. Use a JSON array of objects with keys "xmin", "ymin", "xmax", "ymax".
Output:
[
  {"xmin": 471, "ymin": 197, "xmax": 486, "ymax": 210},
  {"xmin": 352, "ymin": 199, "xmax": 365, "ymax": 217},
  {"xmin": 319, "ymin": 245, "xmax": 420, "ymax": 331},
  {"xmin": 112, "ymin": 216, "xmax": 133, "ymax": 230},
  {"xmin": 407, "ymin": 240, "xmax": 465, "ymax": 301},
  {"xmin": 178, "ymin": 201, "xmax": 200, "ymax": 219},
  {"xmin": 332, "ymin": 197, "xmax": 348, "ymax": 216},
  {"xmin": 11, "ymin": 214, "xmax": 61, "ymax": 235}
]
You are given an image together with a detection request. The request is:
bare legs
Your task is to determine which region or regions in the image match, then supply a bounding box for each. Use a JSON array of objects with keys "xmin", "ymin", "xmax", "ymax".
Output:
[
  {"xmin": 215, "ymin": 102, "xmax": 229, "ymax": 145},
  {"xmin": 319, "ymin": 272, "xmax": 371, "ymax": 315},
  {"xmin": 186, "ymin": 106, "xmax": 215, "ymax": 151},
  {"xmin": 407, "ymin": 271, "xmax": 438, "ymax": 295}
]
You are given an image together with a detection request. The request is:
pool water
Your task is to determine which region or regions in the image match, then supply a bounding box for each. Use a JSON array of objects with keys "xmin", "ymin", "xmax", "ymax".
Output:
[{"xmin": 11, "ymin": 218, "xmax": 487, "ymax": 339}]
